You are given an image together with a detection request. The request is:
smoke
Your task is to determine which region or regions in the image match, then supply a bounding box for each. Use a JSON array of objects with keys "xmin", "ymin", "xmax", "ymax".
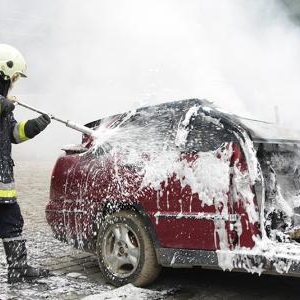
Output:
[{"xmin": 0, "ymin": 0, "xmax": 300, "ymax": 160}]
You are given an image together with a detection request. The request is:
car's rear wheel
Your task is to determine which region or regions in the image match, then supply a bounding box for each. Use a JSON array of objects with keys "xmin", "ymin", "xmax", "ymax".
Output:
[{"xmin": 96, "ymin": 211, "xmax": 161, "ymax": 287}]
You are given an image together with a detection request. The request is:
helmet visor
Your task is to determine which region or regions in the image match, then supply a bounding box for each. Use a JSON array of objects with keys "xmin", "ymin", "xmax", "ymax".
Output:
[{"xmin": 17, "ymin": 71, "xmax": 27, "ymax": 78}]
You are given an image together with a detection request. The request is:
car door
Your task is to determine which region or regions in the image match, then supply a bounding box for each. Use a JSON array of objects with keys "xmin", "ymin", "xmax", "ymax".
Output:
[{"xmin": 154, "ymin": 106, "xmax": 239, "ymax": 250}]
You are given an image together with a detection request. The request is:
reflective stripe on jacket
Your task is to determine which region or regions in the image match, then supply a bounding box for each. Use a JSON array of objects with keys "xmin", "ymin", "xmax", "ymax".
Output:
[{"xmin": 12, "ymin": 121, "xmax": 30, "ymax": 143}]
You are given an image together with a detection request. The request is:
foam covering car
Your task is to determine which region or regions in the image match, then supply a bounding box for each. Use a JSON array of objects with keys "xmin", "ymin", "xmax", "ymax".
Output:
[{"xmin": 46, "ymin": 99, "xmax": 300, "ymax": 286}]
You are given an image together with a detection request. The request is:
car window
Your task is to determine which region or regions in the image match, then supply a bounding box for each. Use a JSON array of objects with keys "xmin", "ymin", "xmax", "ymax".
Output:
[
  {"xmin": 119, "ymin": 106, "xmax": 182, "ymax": 151},
  {"xmin": 185, "ymin": 114, "xmax": 236, "ymax": 152}
]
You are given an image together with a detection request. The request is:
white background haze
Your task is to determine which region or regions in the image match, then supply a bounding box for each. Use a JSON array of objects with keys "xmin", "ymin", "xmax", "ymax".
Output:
[{"xmin": 0, "ymin": 0, "xmax": 300, "ymax": 161}]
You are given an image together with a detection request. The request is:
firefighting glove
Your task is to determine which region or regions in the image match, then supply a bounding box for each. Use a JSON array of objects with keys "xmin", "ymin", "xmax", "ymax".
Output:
[
  {"xmin": 24, "ymin": 114, "xmax": 51, "ymax": 139},
  {"xmin": 0, "ymin": 97, "xmax": 15, "ymax": 117},
  {"xmin": 35, "ymin": 114, "xmax": 51, "ymax": 130}
]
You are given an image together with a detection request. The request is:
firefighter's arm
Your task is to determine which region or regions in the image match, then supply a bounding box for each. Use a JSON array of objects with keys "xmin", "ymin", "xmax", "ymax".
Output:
[
  {"xmin": 11, "ymin": 114, "xmax": 51, "ymax": 144},
  {"xmin": 24, "ymin": 114, "xmax": 51, "ymax": 139}
]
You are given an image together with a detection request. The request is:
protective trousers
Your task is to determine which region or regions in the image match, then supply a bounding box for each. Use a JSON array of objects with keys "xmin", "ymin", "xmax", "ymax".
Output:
[{"xmin": 0, "ymin": 203, "xmax": 23, "ymax": 239}]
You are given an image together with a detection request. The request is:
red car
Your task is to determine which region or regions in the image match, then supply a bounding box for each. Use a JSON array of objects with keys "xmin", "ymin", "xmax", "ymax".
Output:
[{"xmin": 46, "ymin": 99, "xmax": 300, "ymax": 286}]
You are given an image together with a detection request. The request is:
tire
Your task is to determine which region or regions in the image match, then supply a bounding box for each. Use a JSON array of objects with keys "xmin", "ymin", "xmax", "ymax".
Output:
[{"xmin": 96, "ymin": 210, "xmax": 161, "ymax": 287}]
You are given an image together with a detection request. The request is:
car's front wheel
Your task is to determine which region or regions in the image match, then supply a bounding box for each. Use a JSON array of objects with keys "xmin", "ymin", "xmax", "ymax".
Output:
[{"xmin": 96, "ymin": 211, "xmax": 161, "ymax": 287}]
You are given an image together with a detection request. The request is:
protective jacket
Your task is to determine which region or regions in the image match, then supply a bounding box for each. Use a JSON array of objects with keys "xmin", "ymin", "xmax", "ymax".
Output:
[{"xmin": 0, "ymin": 95, "xmax": 44, "ymax": 204}]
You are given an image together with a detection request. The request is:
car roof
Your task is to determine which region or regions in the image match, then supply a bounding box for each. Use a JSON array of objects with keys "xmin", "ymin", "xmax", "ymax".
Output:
[
  {"xmin": 234, "ymin": 116, "xmax": 300, "ymax": 144},
  {"xmin": 140, "ymin": 99, "xmax": 300, "ymax": 144},
  {"xmin": 86, "ymin": 98, "xmax": 300, "ymax": 144}
]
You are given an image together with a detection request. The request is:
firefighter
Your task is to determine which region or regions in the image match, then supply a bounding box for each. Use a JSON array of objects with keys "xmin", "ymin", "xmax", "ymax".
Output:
[{"xmin": 0, "ymin": 44, "xmax": 51, "ymax": 283}]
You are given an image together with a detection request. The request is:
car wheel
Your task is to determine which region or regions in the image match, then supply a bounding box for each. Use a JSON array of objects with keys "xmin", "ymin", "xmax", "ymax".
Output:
[{"xmin": 96, "ymin": 210, "xmax": 161, "ymax": 287}]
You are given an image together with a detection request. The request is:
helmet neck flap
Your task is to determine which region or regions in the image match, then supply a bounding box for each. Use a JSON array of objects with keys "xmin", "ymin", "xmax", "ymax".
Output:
[{"xmin": 0, "ymin": 76, "xmax": 10, "ymax": 97}]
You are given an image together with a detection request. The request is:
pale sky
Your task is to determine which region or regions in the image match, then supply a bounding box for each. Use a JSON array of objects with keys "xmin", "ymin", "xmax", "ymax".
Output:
[{"xmin": 1, "ymin": 0, "xmax": 300, "ymax": 161}]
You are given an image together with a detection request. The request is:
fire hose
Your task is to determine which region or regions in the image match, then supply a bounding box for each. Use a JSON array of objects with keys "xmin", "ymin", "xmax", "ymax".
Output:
[{"xmin": 13, "ymin": 99, "xmax": 95, "ymax": 136}]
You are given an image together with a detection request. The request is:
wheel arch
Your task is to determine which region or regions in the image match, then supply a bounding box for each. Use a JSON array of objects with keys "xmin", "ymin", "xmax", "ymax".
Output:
[{"xmin": 92, "ymin": 199, "xmax": 160, "ymax": 251}]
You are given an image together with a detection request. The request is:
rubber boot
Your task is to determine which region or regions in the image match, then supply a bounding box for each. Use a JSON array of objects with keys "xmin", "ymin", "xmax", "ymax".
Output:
[{"xmin": 3, "ymin": 239, "xmax": 50, "ymax": 283}]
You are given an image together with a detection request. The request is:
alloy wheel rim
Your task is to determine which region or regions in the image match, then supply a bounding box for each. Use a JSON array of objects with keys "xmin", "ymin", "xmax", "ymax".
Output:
[{"xmin": 102, "ymin": 223, "xmax": 140, "ymax": 278}]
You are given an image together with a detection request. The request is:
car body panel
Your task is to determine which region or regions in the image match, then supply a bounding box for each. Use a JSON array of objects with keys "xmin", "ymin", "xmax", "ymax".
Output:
[{"xmin": 46, "ymin": 98, "xmax": 300, "ymax": 278}]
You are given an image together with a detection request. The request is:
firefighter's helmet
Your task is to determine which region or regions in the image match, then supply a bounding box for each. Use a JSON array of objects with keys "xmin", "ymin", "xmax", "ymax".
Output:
[{"xmin": 0, "ymin": 44, "xmax": 27, "ymax": 81}]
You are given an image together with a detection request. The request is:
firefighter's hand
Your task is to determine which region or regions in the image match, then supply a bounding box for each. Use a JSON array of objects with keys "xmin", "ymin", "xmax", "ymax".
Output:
[
  {"xmin": 34, "ymin": 114, "xmax": 51, "ymax": 131},
  {"xmin": 6, "ymin": 95, "xmax": 18, "ymax": 103},
  {"xmin": 0, "ymin": 96, "xmax": 15, "ymax": 116}
]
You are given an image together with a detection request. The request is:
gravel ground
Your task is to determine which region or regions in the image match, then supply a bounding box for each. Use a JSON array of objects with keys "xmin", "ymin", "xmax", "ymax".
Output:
[{"xmin": 1, "ymin": 161, "xmax": 300, "ymax": 299}]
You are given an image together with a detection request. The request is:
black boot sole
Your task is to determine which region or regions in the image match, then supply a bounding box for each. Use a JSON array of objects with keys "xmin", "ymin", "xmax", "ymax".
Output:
[{"xmin": 8, "ymin": 274, "xmax": 51, "ymax": 284}]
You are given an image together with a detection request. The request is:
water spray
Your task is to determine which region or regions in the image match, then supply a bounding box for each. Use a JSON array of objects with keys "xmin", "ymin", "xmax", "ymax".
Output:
[{"xmin": 13, "ymin": 99, "xmax": 95, "ymax": 136}]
